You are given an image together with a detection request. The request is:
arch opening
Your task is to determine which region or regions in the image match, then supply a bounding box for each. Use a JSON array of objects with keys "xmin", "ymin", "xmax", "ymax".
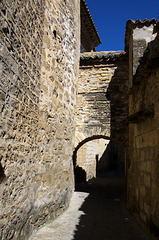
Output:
[{"xmin": 73, "ymin": 135, "xmax": 126, "ymax": 184}]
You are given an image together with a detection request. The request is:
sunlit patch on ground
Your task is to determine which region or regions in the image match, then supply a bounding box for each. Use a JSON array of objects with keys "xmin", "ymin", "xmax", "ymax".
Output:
[{"xmin": 30, "ymin": 192, "xmax": 89, "ymax": 240}]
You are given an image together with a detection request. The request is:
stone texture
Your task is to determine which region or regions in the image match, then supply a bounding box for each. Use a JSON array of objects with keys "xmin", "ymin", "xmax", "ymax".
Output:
[
  {"xmin": 0, "ymin": 2, "xmax": 159, "ymax": 239},
  {"xmin": 127, "ymin": 20, "xmax": 159, "ymax": 239},
  {"xmin": 0, "ymin": 0, "xmax": 80, "ymax": 239},
  {"xmin": 75, "ymin": 52, "xmax": 129, "ymax": 180}
]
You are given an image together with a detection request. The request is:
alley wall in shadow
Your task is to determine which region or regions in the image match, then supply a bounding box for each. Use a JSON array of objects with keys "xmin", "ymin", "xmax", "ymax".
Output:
[{"xmin": 97, "ymin": 140, "xmax": 125, "ymax": 177}]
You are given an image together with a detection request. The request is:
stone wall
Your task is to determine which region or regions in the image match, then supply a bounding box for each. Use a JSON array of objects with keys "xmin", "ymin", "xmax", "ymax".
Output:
[
  {"xmin": 75, "ymin": 52, "xmax": 129, "ymax": 180},
  {"xmin": 0, "ymin": 0, "xmax": 80, "ymax": 239},
  {"xmin": 127, "ymin": 20, "xmax": 159, "ymax": 238}
]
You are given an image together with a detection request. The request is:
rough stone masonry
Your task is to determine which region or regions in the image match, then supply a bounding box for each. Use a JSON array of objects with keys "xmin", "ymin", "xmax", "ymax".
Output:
[
  {"xmin": 126, "ymin": 19, "xmax": 159, "ymax": 239},
  {"xmin": 0, "ymin": 0, "xmax": 80, "ymax": 239},
  {"xmin": 75, "ymin": 51, "xmax": 129, "ymax": 180},
  {"xmin": 1, "ymin": 1, "xmax": 159, "ymax": 239}
]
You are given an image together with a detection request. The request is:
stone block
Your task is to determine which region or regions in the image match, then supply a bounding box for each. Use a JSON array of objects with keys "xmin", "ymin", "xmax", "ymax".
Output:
[{"xmin": 42, "ymin": 174, "xmax": 52, "ymax": 187}]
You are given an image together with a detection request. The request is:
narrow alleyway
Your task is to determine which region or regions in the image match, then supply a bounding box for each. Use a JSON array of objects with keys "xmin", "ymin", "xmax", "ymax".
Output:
[{"xmin": 30, "ymin": 172, "xmax": 151, "ymax": 240}]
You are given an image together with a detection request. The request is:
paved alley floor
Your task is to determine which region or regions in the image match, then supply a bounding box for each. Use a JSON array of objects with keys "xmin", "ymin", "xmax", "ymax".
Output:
[{"xmin": 30, "ymin": 172, "xmax": 151, "ymax": 240}]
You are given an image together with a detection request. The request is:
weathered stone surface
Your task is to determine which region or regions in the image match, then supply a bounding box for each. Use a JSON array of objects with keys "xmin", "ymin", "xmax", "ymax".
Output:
[
  {"xmin": 0, "ymin": 0, "xmax": 80, "ymax": 239},
  {"xmin": 127, "ymin": 20, "xmax": 159, "ymax": 239},
  {"xmin": 75, "ymin": 53, "xmax": 129, "ymax": 180},
  {"xmin": 0, "ymin": 2, "xmax": 158, "ymax": 239}
]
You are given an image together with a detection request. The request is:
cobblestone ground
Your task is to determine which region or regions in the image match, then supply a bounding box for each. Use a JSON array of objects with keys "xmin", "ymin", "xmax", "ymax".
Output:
[{"xmin": 30, "ymin": 172, "xmax": 151, "ymax": 240}]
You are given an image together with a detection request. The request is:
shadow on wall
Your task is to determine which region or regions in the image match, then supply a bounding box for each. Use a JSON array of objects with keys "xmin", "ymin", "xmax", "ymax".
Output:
[
  {"xmin": 97, "ymin": 55, "xmax": 128, "ymax": 177},
  {"xmin": 106, "ymin": 54, "xmax": 129, "ymax": 149},
  {"xmin": 74, "ymin": 166, "xmax": 86, "ymax": 184},
  {"xmin": 97, "ymin": 141, "xmax": 125, "ymax": 177}
]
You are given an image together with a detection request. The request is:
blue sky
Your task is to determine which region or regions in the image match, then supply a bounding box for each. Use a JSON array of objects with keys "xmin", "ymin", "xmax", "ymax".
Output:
[{"xmin": 85, "ymin": 0, "xmax": 159, "ymax": 51}]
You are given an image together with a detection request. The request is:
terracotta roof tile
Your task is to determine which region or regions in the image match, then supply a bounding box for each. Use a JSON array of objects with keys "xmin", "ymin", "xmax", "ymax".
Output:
[{"xmin": 80, "ymin": 51, "xmax": 126, "ymax": 61}]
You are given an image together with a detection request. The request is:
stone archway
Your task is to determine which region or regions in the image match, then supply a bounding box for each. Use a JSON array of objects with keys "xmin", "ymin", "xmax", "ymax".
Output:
[
  {"xmin": 73, "ymin": 135, "xmax": 125, "ymax": 183},
  {"xmin": 75, "ymin": 52, "xmax": 129, "ymax": 183}
]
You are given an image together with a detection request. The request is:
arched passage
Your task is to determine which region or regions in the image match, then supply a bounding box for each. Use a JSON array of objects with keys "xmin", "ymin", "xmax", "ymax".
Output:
[{"xmin": 73, "ymin": 135, "xmax": 126, "ymax": 183}]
